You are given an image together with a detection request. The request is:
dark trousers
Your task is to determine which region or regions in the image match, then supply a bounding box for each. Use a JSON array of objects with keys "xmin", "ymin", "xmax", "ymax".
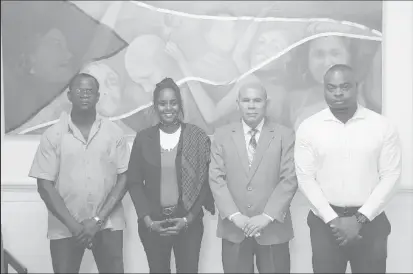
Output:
[
  {"xmin": 138, "ymin": 217, "xmax": 204, "ymax": 273},
  {"xmin": 308, "ymin": 209, "xmax": 391, "ymax": 273},
  {"xmin": 222, "ymin": 237, "xmax": 290, "ymax": 273},
  {"xmin": 50, "ymin": 229, "xmax": 123, "ymax": 273}
]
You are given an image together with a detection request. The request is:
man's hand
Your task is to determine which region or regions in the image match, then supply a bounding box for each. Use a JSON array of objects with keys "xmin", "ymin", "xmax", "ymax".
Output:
[
  {"xmin": 68, "ymin": 222, "xmax": 88, "ymax": 246},
  {"xmin": 232, "ymin": 214, "xmax": 250, "ymax": 231},
  {"xmin": 329, "ymin": 216, "xmax": 362, "ymax": 246},
  {"xmin": 244, "ymin": 214, "xmax": 272, "ymax": 237},
  {"xmin": 80, "ymin": 218, "xmax": 102, "ymax": 247},
  {"xmin": 160, "ymin": 218, "xmax": 187, "ymax": 236}
]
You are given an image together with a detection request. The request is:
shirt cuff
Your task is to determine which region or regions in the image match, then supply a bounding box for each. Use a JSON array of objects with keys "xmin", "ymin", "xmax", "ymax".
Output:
[
  {"xmin": 262, "ymin": 213, "xmax": 274, "ymax": 222},
  {"xmin": 357, "ymin": 208, "xmax": 373, "ymax": 222},
  {"xmin": 228, "ymin": 212, "xmax": 241, "ymax": 221},
  {"xmin": 28, "ymin": 172, "xmax": 56, "ymax": 182},
  {"xmin": 318, "ymin": 207, "xmax": 340, "ymax": 224}
]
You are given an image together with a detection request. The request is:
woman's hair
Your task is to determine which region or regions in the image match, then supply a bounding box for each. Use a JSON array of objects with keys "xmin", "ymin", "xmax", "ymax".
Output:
[{"xmin": 153, "ymin": 77, "xmax": 184, "ymax": 119}]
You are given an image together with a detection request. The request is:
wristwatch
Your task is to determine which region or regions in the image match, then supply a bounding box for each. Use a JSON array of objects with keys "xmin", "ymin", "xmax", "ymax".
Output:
[
  {"xmin": 93, "ymin": 216, "xmax": 104, "ymax": 227},
  {"xmin": 354, "ymin": 212, "xmax": 370, "ymax": 224}
]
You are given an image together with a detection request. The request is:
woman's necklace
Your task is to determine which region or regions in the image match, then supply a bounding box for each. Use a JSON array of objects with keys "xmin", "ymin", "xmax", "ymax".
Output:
[{"xmin": 160, "ymin": 125, "xmax": 181, "ymax": 152}]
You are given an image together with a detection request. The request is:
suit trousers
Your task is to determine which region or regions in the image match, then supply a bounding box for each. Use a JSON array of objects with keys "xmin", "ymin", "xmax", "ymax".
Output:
[
  {"xmin": 49, "ymin": 229, "xmax": 124, "ymax": 273},
  {"xmin": 222, "ymin": 237, "xmax": 290, "ymax": 273},
  {"xmin": 308, "ymin": 210, "xmax": 391, "ymax": 273},
  {"xmin": 138, "ymin": 216, "xmax": 204, "ymax": 273}
]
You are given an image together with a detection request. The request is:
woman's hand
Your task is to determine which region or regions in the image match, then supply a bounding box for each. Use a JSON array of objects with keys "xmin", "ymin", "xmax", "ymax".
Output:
[
  {"xmin": 144, "ymin": 216, "xmax": 169, "ymax": 234},
  {"xmin": 160, "ymin": 218, "xmax": 188, "ymax": 236}
]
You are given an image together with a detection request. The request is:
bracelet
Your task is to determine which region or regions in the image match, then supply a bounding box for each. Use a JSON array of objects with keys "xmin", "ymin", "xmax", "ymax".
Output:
[
  {"xmin": 355, "ymin": 212, "xmax": 369, "ymax": 224},
  {"xmin": 148, "ymin": 221, "xmax": 154, "ymax": 232},
  {"xmin": 182, "ymin": 217, "xmax": 189, "ymax": 230}
]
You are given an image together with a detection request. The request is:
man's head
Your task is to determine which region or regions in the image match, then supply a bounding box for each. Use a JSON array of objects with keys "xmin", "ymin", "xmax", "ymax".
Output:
[
  {"xmin": 237, "ymin": 81, "xmax": 268, "ymax": 128},
  {"xmin": 323, "ymin": 64, "xmax": 358, "ymax": 110},
  {"xmin": 81, "ymin": 61, "xmax": 121, "ymax": 117},
  {"xmin": 67, "ymin": 73, "xmax": 100, "ymax": 113}
]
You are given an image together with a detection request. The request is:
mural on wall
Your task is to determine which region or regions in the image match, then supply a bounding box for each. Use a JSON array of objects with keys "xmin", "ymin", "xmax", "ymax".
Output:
[{"xmin": 1, "ymin": 1, "xmax": 382, "ymax": 136}]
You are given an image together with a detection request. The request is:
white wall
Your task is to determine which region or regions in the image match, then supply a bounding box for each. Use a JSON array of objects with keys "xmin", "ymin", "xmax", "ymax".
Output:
[
  {"xmin": 1, "ymin": 184, "xmax": 413, "ymax": 273},
  {"xmin": 382, "ymin": 1, "xmax": 413, "ymax": 191},
  {"xmin": 1, "ymin": 138, "xmax": 413, "ymax": 273},
  {"xmin": 1, "ymin": 1, "xmax": 413, "ymax": 273}
]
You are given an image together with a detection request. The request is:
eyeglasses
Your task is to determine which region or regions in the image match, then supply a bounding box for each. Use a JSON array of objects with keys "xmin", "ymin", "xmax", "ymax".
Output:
[{"xmin": 73, "ymin": 88, "xmax": 95, "ymax": 95}]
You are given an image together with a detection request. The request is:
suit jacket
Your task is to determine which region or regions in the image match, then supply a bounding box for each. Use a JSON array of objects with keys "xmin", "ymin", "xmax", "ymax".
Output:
[
  {"xmin": 127, "ymin": 123, "xmax": 214, "ymax": 222},
  {"xmin": 209, "ymin": 118, "xmax": 298, "ymax": 245}
]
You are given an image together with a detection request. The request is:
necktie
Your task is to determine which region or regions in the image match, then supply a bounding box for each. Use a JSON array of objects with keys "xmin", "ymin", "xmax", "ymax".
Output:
[{"xmin": 248, "ymin": 128, "xmax": 258, "ymax": 165}]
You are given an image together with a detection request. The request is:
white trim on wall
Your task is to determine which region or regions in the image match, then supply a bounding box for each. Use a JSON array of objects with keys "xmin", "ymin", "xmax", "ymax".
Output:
[{"xmin": 382, "ymin": 1, "xmax": 413, "ymax": 191}]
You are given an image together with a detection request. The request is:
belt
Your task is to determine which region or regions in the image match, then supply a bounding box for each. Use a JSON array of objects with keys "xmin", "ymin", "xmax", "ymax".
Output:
[
  {"xmin": 161, "ymin": 205, "xmax": 178, "ymax": 219},
  {"xmin": 330, "ymin": 204, "xmax": 361, "ymax": 217}
]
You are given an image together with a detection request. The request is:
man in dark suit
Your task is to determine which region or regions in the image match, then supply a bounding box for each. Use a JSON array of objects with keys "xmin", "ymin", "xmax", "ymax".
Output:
[{"xmin": 209, "ymin": 80, "xmax": 298, "ymax": 273}]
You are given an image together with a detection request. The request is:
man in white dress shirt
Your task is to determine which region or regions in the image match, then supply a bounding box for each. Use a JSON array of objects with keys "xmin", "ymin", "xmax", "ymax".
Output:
[{"xmin": 295, "ymin": 64, "xmax": 402, "ymax": 273}]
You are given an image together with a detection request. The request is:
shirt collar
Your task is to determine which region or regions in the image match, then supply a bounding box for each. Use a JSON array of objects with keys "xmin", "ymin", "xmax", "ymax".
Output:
[
  {"xmin": 242, "ymin": 117, "xmax": 265, "ymax": 136},
  {"xmin": 59, "ymin": 111, "xmax": 104, "ymax": 133},
  {"xmin": 323, "ymin": 104, "xmax": 367, "ymax": 123}
]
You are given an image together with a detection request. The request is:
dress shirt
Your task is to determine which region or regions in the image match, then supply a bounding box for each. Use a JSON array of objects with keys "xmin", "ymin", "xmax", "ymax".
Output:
[
  {"xmin": 228, "ymin": 118, "xmax": 274, "ymax": 223},
  {"xmin": 242, "ymin": 118, "xmax": 265, "ymax": 163},
  {"xmin": 294, "ymin": 105, "xmax": 402, "ymax": 223},
  {"xmin": 29, "ymin": 112, "xmax": 130, "ymax": 239}
]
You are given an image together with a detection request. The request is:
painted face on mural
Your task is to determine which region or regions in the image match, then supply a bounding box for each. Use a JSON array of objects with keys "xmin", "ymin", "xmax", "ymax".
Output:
[
  {"xmin": 29, "ymin": 28, "xmax": 74, "ymax": 83},
  {"xmin": 129, "ymin": 69, "xmax": 165, "ymax": 95},
  {"xmin": 308, "ymin": 36, "xmax": 351, "ymax": 84},
  {"xmin": 250, "ymin": 30, "xmax": 291, "ymax": 71},
  {"xmin": 125, "ymin": 35, "xmax": 171, "ymax": 94}
]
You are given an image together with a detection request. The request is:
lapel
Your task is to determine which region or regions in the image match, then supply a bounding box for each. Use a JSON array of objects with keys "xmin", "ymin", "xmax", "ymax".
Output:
[
  {"xmin": 145, "ymin": 126, "xmax": 161, "ymax": 167},
  {"xmin": 231, "ymin": 122, "xmax": 250, "ymax": 176},
  {"xmin": 248, "ymin": 119, "xmax": 276, "ymax": 181}
]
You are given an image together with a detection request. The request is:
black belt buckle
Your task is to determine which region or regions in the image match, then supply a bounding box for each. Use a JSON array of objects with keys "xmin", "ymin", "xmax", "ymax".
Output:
[{"xmin": 162, "ymin": 206, "xmax": 176, "ymax": 218}]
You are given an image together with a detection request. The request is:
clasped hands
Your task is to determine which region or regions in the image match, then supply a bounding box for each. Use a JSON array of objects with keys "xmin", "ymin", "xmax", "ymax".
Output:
[
  {"xmin": 70, "ymin": 218, "xmax": 102, "ymax": 249},
  {"xmin": 329, "ymin": 216, "xmax": 363, "ymax": 247},
  {"xmin": 146, "ymin": 218, "xmax": 188, "ymax": 236},
  {"xmin": 232, "ymin": 214, "xmax": 272, "ymax": 238}
]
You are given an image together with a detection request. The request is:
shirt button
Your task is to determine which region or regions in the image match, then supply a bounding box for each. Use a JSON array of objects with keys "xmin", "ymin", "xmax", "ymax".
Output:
[
  {"xmin": 247, "ymin": 187, "xmax": 252, "ymax": 191},
  {"xmin": 247, "ymin": 204, "xmax": 252, "ymax": 208}
]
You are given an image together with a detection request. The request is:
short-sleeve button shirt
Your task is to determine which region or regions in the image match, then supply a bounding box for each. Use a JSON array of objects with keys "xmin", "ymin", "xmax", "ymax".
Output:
[{"xmin": 29, "ymin": 112, "xmax": 130, "ymax": 240}]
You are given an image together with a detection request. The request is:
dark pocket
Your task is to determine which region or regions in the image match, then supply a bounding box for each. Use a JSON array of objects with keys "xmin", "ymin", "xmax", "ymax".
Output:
[
  {"xmin": 360, "ymin": 212, "xmax": 391, "ymax": 238},
  {"xmin": 307, "ymin": 210, "xmax": 315, "ymax": 227}
]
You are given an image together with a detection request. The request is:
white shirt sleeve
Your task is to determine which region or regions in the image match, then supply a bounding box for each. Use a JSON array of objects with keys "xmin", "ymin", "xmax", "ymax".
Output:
[
  {"xmin": 294, "ymin": 123, "xmax": 338, "ymax": 223},
  {"xmin": 358, "ymin": 122, "xmax": 402, "ymax": 220}
]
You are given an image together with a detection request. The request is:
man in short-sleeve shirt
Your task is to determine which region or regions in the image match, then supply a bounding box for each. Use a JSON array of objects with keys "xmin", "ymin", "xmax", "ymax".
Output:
[{"xmin": 29, "ymin": 73, "xmax": 130, "ymax": 273}]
